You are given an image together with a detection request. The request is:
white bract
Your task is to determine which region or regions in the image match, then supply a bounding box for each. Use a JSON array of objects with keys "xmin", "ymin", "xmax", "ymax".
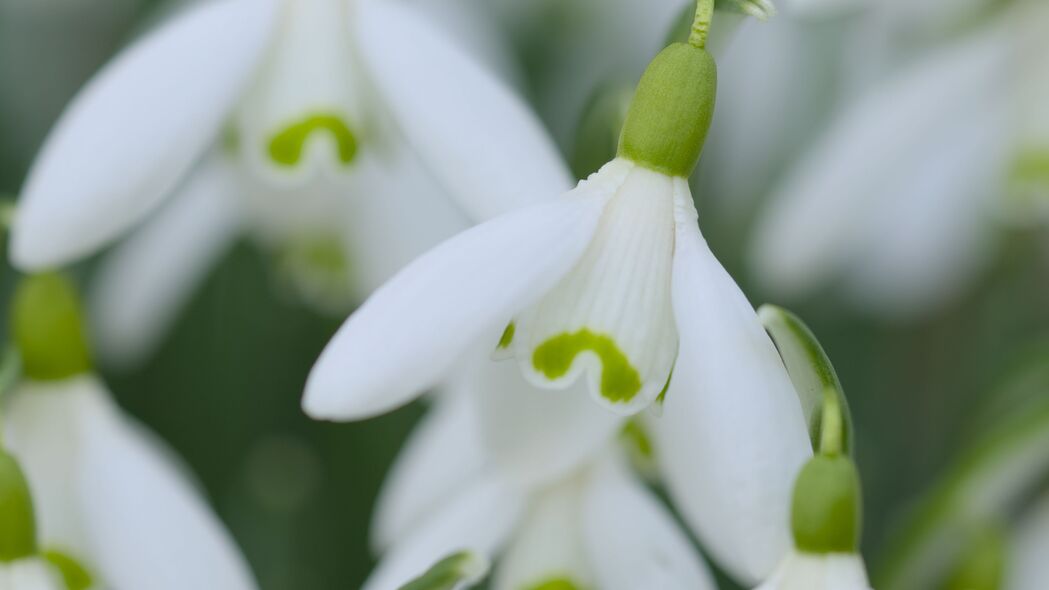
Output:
[
  {"xmin": 4, "ymin": 376, "xmax": 256, "ymax": 590},
  {"xmin": 754, "ymin": 551, "xmax": 871, "ymax": 590},
  {"xmin": 10, "ymin": 0, "xmax": 568, "ymax": 365},
  {"xmin": 0, "ymin": 559, "xmax": 63, "ymax": 590},
  {"xmin": 749, "ymin": 2, "xmax": 1047, "ymax": 317}
]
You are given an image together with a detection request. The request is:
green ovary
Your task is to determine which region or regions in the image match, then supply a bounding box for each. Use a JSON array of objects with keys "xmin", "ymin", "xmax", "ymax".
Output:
[
  {"xmin": 43, "ymin": 549, "xmax": 93, "ymax": 590},
  {"xmin": 524, "ymin": 577, "xmax": 584, "ymax": 590},
  {"xmin": 532, "ymin": 329, "xmax": 642, "ymax": 404},
  {"xmin": 268, "ymin": 113, "xmax": 358, "ymax": 167}
]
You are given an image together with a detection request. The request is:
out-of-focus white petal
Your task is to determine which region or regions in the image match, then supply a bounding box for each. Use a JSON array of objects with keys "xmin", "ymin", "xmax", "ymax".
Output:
[
  {"xmin": 469, "ymin": 353, "xmax": 623, "ymax": 489},
  {"xmin": 3, "ymin": 378, "xmax": 96, "ymax": 554},
  {"xmin": 89, "ymin": 155, "xmax": 243, "ymax": 368},
  {"xmin": 371, "ymin": 393, "xmax": 487, "ymax": 552},
  {"xmin": 493, "ymin": 475, "xmax": 592, "ymax": 590},
  {"xmin": 354, "ymin": 0, "xmax": 572, "ymax": 221},
  {"xmin": 9, "ymin": 0, "xmax": 278, "ymax": 269},
  {"xmin": 302, "ymin": 192, "xmax": 607, "ymax": 421},
  {"xmin": 0, "ymin": 558, "xmax": 65, "ymax": 590},
  {"xmin": 656, "ymin": 218, "xmax": 811, "ymax": 584},
  {"xmin": 581, "ymin": 461, "xmax": 717, "ymax": 590},
  {"xmin": 749, "ymin": 26, "xmax": 1011, "ymax": 312},
  {"xmin": 364, "ymin": 476, "xmax": 523, "ymax": 590},
  {"xmin": 755, "ymin": 551, "xmax": 871, "ymax": 590},
  {"xmin": 77, "ymin": 381, "xmax": 256, "ymax": 590},
  {"xmin": 1009, "ymin": 493, "xmax": 1049, "ymax": 590}
]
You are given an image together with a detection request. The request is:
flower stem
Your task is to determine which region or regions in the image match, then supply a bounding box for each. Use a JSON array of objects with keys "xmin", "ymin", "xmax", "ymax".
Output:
[
  {"xmin": 688, "ymin": 0, "xmax": 716, "ymax": 49},
  {"xmin": 820, "ymin": 386, "xmax": 844, "ymax": 457}
]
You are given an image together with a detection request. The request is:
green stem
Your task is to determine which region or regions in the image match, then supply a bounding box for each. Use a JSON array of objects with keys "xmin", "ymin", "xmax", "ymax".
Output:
[
  {"xmin": 689, "ymin": 0, "xmax": 716, "ymax": 49},
  {"xmin": 820, "ymin": 386, "xmax": 844, "ymax": 457}
]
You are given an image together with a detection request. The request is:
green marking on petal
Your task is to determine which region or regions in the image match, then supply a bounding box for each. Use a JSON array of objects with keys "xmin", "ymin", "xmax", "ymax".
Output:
[
  {"xmin": 42, "ymin": 549, "xmax": 93, "ymax": 590},
  {"xmin": 1011, "ymin": 149, "xmax": 1049, "ymax": 185},
  {"xmin": 497, "ymin": 322, "xmax": 516, "ymax": 350},
  {"xmin": 939, "ymin": 525, "xmax": 1006, "ymax": 590},
  {"xmin": 268, "ymin": 113, "xmax": 358, "ymax": 167},
  {"xmin": 523, "ymin": 577, "xmax": 584, "ymax": 590},
  {"xmin": 656, "ymin": 367, "xmax": 673, "ymax": 405},
  {"xmin": 398, "ymin": 551, "xmax": 488, "ymax": 590},
  {"xmin": 620, "ymin": 419, "xmax": 654, "ymax": 459},
  {"xmin": 532, "ymin": 329, "xmax": 641, "ymax": 404},
  {"xmin": 0, "ymin": 451, "xmax": 36, "ymax": 562}
]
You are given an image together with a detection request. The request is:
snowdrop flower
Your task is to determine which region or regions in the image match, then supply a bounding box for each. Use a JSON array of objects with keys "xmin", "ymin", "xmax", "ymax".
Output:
[
  {"xmin": 364, "ymin": 374, "xmax": 716, "ymax": 590},
  {"xmin": 3, "ymin": 274, "xmax": 256, "ymax": 590},
  {"xmin": 305, "ymin": 2, "xmax": 811, "ymax": 428},
  {"xmin": 9, "ymin": 0, "xmax": 568, "ymax": 364},
  {"xmin": 0, "ymin": 449, "xmax": 64, "ymax": 590},
  {"xmin": 749, "ymin": 2, "xmax": 1046, "ymax": 317}
]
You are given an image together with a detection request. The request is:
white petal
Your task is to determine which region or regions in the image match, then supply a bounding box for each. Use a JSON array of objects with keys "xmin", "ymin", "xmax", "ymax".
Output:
[
  {"xmin": 469, "ymin": 351, "xmax": 624, "ymax": 489},
  {"xmin": 9, "ymin": 0, "xmax": 277, "ymax": 269},
  {"xmin": 234, "ymin": 0, "xmax": 367, "ymax": 185},
  {"xmin": 0, "ymin": 558, "xmax": 65, "ymax": 590},
  {"xmin": 581, "ymin": 460, "xmax": 717, "ymax": 590},
  {"xmin": 513, "ymin": 160, "xmax": 678, "ymax": 415},
  {"xmin": 748, "ymin": 26, "xmax": 1010, "ymax": 308},
  {"xmin": 371, "ymin": 393, "xmax": 487, "ymax": 552},
  {"xmin": 354, "ymin": 0, "xmax": 572, "ymax": 221},
  {"xmin": 755, "ymin": 551, "xmax": 871, "ymax": 590},
  {"xmin": 302, "ymin": 191, "xmax": 607, "ymax": 421},
  {"xmin": 89, "ymin": 155, "xmax": 242, "ymax": 368},
  {"xmin": 1009, "ymin": 493, "xmax": 1049, "ymax": 590},
  {"xmin": 655, "ymin": 219, "xmax": 812, "ymax": 584},
  {"xmin": 3, "ymin": 378, "xmax": 99, "ymax": 555},
  {"xmin": 493, "ymin": 475, "xmax": 593, "ymax": 590},
  {"xmin": 77, "ymin": 382, "xmax": 256, "ymax": 590},
  {"xmin": 364, "ymin": 476, "xmax": 523, "ymax": 590}
]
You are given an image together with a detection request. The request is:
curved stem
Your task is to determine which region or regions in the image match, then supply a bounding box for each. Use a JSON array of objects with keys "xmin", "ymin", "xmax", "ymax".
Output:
[
  {"xmin": 688, "ymin": 0, "xmax": 716, "ymax": 49},
  {"xmin": 820, "ymin": 386, "xmax": 844, "ymax": 457}
]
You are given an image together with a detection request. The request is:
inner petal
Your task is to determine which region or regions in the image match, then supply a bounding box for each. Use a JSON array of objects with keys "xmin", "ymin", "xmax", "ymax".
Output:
[
  {"xmin": 512, "ymin": 164, "xmax": 678, "ymax": 414},
  {"xmin": 234, "ymin": 0, "xmax": 366, "ymax": 185}
]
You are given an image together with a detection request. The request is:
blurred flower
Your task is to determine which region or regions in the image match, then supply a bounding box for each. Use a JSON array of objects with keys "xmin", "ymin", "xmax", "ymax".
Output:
[
  {"xmin": 365, "ymin": 369, "xmax": 716, "ymax": 590},
  {"xmin": 9, "ymin": 0, "xmax": 568, "ymax": 366},
  {"xmin": 4, "ymin": 274, "xmax": 255, "ymax": 590},
  {"xmin": 0, "ymin": 558, "xmax": 62, "ymax": 590},
  {"xmin": 749, "ymin": 1, "xmax": 1047, "ymax": 317}
]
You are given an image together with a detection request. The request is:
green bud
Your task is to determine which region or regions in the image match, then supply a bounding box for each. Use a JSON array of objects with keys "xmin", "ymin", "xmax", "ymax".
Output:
[
  {"xmin": 617, "ymin": 43, "xmax": 717, "ymax": 178},
  {"xmin": 11, "ymin": 273, "xmax": 92, "ymax": 382},
  {"xmin": 792, "ymin": 455, "xmax": 863, "ymax": 554},
  {"xmin": 0, "ymin": 451, "xmax": 37, "ymax": 561}
]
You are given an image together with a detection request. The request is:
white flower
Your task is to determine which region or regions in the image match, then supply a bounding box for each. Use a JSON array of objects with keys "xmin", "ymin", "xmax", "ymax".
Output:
[
  {"xmin": 4, "ymin": 375, "xmax": 256, "ymax": 590},
  {"xmin": 748, "ymin": 3, "xmax": 1046, "ymax": 317},
  {"xmin": 754, "ymin": 551, "xmax": 871, "ymax": 590},
  {"xmin": 0, "ymin": 558, "xmax": 64, "ymax": 590},
  {"xmin": 1010, "ymin": 492, "xmax": 1049, "ymax": 590},
  {"xmin": 366, "ymin": 388, "xmax": 715, "ymax": 590},
  {"xmin": 373, "ymin": 351, "xmax": 810, "ymax": 585},
  {"xmin": 305, "ymin": 156, "xmax": 809, "ymax": 420},
  {"xmin": 10, "ymin": 0, "xmax": 569, "ymax": 364}
]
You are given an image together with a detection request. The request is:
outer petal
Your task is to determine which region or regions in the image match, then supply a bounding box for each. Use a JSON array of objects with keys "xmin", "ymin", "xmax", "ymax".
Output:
[
  {"xmin": 748, "ymin": 26, "xmax": 1010, "ymax": 311},
  {"xmin": 1009, "ymin": 493, "xmax": 1049, "ymax": 590},
  {"xmin": 469, "ymin": 352, "xmax": 624, "ymax": 489},
  {"xmin": 353, "ymin": 0, "xmax": 572, "ymax": 221},
  {"xmin": 364, "ymin": 476, "xmax": 523, "ymax": 590},
  {"xmin": 371, "ymin": 392, "xmax": 487, "ymax": 552},
  {"xmin": 302, "ymin": 192, "xmax": 607, "ymax": 421},
  {"xmin": 754, "ymin": 551, "xmax": 871, "ymax": 590},
  {"xmin": 77, "ymin": 381, "xmax": 257, "ymax": 590},
  {"xmin": 655, "ymin": 216, "xmax": 812, "ymax": 584},
  {"xmin": 581, "ymin": 460, "xmax": 717, "ymax": 590},
  {"xmin": 89, "ymin": 155, "xmax": 243, "ymax": 368},
  {"xmin": 9, "ymin": 0, "xmax": 277, "ymax": 269}
]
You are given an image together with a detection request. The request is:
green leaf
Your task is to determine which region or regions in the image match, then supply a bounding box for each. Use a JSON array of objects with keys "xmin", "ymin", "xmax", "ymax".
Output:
[
  {"xmin": 398, "ymin": 551, "xmax": 488, "ymax": 590},
  {"xmin": 758, "ymin": 304, "xmax": 854, "ymax": 455}
]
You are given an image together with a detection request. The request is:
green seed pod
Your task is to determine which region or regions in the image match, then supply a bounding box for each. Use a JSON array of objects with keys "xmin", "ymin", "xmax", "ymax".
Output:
[
  {"xmin": 791, "ymin": 454, "xmax": 863, "ymax": 554},
  {"xmin": 11, "ymin": 273, "xmax": 92, "ymax": 382},
  {"xmin": 617, "ymin": 43, "xmax": 717, "ymax": 178}
]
